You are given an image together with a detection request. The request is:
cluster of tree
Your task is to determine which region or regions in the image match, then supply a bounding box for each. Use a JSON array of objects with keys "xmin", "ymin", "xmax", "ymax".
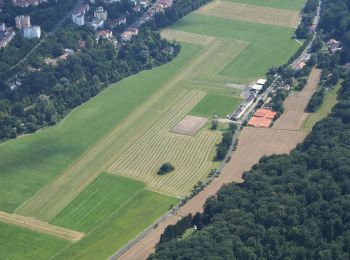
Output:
[
  {"xmin": 295, "ymin": 0, "xmax": 318, "ymax": 39},
  {"xmin": 0, "ymin": 25, "xmax": 180, "ymax": 141},
  {"xmin": 0, "ymin": 0, "xmax": 76, "ymax": 31},
  {"xmin": 158, "ymin": 163, "xmax": 175, "ymax": 176},
  {"xmin": 319, "ymin": 0, "xmax": 350, "ymax": 64},
  {"xmin": 152, "ymin": 0, "xmax": 211, "ymax": 28},
  {"xmin": 159, "ymin": 214, "xmax": 195, "ymax": 243},
  {"xmin": 149, "ymin": 77, "xmax": 350, "ymax": 260},
  {"xmin": 215, "ymin": 123, "xmax": 237, "ymax": 161}
]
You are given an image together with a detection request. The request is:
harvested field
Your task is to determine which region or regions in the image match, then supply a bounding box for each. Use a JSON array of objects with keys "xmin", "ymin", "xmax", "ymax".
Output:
[
  {"xmin": 161, "ymin": 29, "xmax": 215, "ymax": 46},
  {"xmin": 110, "ymin": 90, "xmax": 221, "ymax": 197},
  {"xmin": 0, "ymin": 211, "xmax": 84, "ymax": 242},
  {"xmin": 195, "ymin": 1, "xmax": 300, "ymax": 28},
  {"xmin": 172, "ymin": 115, "xmax": 208, "ymax": 136},
  {"xmin": 273, "ymin": 68, "xmax": 321, "ymax": 130}
]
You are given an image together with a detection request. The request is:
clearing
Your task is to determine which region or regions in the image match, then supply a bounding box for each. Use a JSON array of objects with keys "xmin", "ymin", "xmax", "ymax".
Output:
[
  {"xmin": 195, "ymin": 1, "xmax": 300, "ymax": 28},
  {"xmin": 172, "ymin": 115, "xmax": 208, "ymax": 136}
]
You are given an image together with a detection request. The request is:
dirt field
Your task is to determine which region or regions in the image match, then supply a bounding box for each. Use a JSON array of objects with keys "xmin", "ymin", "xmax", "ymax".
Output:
[
  {"xmin": 172, "ymin": 115, "xmax": 208, "ymax": 135},
  {"xmin": 117, "ymin": 69, "xmax": 321, "ymax": 260},
  {"xmin": 273, "ymin": 68, "xmax": 321, "ymax": 130},
  {"xmin": 195, "ymin": 1, "xmax": 300, "ymax": 28},
  {"xmin": 0, "ymin": 211, "xmax": 84, "ymax": 242},
  {"xmin": 161, "ymin": 29, "xmax": 216, "ymax": 46}
]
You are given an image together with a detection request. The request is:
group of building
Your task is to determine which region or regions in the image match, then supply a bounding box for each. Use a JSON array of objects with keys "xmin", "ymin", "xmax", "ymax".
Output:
[
  {"xmin": 0, "ymin": 15, "xmax": 41, "ymax": 48},
  {"xmin": 11, "ymin": 0, "xmax": 46, "ymax": 7},
  {"xmin": 15, "ymin": 15, "xmax": 41, "ymax": 39}
]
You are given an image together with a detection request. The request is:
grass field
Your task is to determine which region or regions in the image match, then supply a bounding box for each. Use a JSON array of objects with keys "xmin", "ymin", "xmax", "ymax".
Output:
[
  {"xmin": 110, "ymin": 90, "xmax": 222, "ymax": 196},
  {"xmin": 0, "ymin": 222, "xmax": 68, "ymax": 260},
  {"xmin": 189, "ymin": 94, "xmax": 241, "ymax": 118},
  {"xmin": 0, "ymin": 44, "xmax": 200, "ymax": 215},
  {"xmin": 52, "ymin": 188, "xmax": 178, "ymax": 260},
  {"xmin": 170, "ymin": 14, "xmax": 300, "ymax": 83},
  {"xmin": 303, "ymin": 83, "xmax": 341, "ymax": 132},
  {"xmin": 225, "ymin": 0, "xmax": 305, "ymax": 10},
  {"xmin": 51, "ymin": 174, "xmax": 145, "ymax": 232}
]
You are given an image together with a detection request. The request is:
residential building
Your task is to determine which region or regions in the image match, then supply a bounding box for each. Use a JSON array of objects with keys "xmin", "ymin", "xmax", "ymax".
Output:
[
  {"xmin": 95, "ymin": 29, "xmax": 113, "ymax": 42},
  {"xmin": 12, "ymin": 0, "xmax": 46, "ymax": 7},
  {"xmin": 15, "ymin": 15, "xmax": 31, "ymax": 30},
  {"xmin": 72, "ymin": 12, "xmax": 85, "ymax": 26},
  {"xmin": 121, "ymin": 27, "xmax": 138, "ymax": 41},
  {"xmin": 23, "ymin": 25, "xmax": 41, "ymax": 39},
  {"xmin": 0, "ymin": 27, "xmax": 16, "ymax": 48},
  {"xmin": 0, "ymin": 23, "xmax": 5, "ymax": 32},
  {"xmin": 94, "ymin": 7, "xmax": 107, "ymax": 21},
  {"xmin": 89, "ymin": 18, "xmax": 104, "ymax": 30},
  {"xmin": 78, "ymin": 3, "xmax": 90, "ymax": 14},
  {"xmin": 327, "ymin": 39, "xmax": 342, "ymax": 53}
]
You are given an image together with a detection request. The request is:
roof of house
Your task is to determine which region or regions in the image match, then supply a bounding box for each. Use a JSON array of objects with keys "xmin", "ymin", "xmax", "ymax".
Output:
[
  {"xmin": 251, "ymin": 84, "xmax": 263, "ymax": 91},
  {"xmin": 256, "ymin": 79, "xmax": 267, "ymax": 85}
]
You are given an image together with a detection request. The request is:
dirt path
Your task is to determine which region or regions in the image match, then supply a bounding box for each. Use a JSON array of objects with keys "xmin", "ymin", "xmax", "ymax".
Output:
[
  {"xmin": 116, "ymin": 68, "xmax": 321, "ymax": 260},
  {"xmin": 0, "ymin": 211, "xmax": 84, "ymax": 242}
]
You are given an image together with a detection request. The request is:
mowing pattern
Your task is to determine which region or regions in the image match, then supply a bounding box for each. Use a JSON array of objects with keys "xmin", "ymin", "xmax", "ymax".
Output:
[
  {"xmin": 195, "ymin": 1, "xmax": 300, "ymax": 28},
  {"xmin": 109, "ymin": 90, "xmax": 221, "ymax": 197},
  {"xmin": 161, "ymin": 29, "xmax": 216, "ymax": 46}
]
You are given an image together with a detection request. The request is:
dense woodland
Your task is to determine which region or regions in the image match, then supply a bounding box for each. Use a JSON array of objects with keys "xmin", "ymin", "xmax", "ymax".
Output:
[
  {"xmin": 0, "ymin": 0, "xmax": 210, "ymax": 141},
  {"xmin": 149, "ymin": 0, "xmax": 350, "ymax": 259}
]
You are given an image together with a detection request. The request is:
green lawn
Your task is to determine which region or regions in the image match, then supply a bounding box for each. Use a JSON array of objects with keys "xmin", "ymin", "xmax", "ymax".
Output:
[
  {"xmin": 190, "ymin": 94, "xmax": 242, "ymax": 118},
  {"xmin": 171, "ymin": 14, "xmax": 300, "ymax": 83},
  {"xmin": 224, "ymin": 0, "xmax": 306, "ymax": 10},
  {"xmin": 51, "ymin": 174, "xmax": 145, "ymax": 232},
  {"xmin": 52, "ymin": 187, "xmax": 178, "ymax": 260},
  {"xmin": 0, "ymin": 44, "xmax": 201, "ymax": 213},
  {"xmin": 303, "ymin": 84, "xmax": 341, "ymax": 132},
  {"xmin": 0, "ymin": 222, "xmax": 68, "ymax": 260}
]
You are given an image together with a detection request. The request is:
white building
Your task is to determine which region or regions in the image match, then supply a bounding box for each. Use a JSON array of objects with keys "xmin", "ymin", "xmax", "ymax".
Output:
[
  {"xmin": 0, "ymin": 23, "xmax": 5, "ymax": 32},
  {"xmin": 15, "ymin": 15, "xmax": 31, "ymax": 30},
  {"xmin": 89, "ymin": 18, "xmax": 104, "ymax": 30},
  {"xmin": 94, "ymin": 7, "xmax": 107, "ymax": 21},
  {"xmin": 72, "ymin": 12, "xmax": 85, "ymax": 26},
  {"xmin": 23, "ymin": 25, "xmax": 41, "ymax": 39}
]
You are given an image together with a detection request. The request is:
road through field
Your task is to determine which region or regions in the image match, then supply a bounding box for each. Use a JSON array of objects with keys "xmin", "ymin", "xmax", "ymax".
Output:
[{"xmin": 116, "ymin": 68, "xmax": 321, "ymax": 260}]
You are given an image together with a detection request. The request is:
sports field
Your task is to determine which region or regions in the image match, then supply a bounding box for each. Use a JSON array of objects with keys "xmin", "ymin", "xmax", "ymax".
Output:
[{"xmin": 0, "ymin": 0, "xmax": 306, "ymax": 258}]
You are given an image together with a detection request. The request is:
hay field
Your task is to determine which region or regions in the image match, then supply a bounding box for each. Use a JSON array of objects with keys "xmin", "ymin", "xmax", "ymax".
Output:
[
  {"xmin": 225, "ymin": 0, "xmax": 306, "ymax": 10},
  {"xmin": 195, "ymin": 1, "xmax": 300, "ymax": 28},
  {"xmin": 161, "ymin": 29, "xmax": 215, "ymax": 46},
  {"xmin": 110, "ymin": 90, "xmax": 221, "ymax": 197}
]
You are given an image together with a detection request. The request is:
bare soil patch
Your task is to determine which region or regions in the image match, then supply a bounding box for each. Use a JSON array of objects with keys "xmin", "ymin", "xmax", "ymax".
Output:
[
  {"xmin": 195, "ymin": 1, "xmax": 300, "ymax": 28},
  {"xmin": 0, "ymin": 211, "xmax": 84, "ymax": 242},
  {"xmin": 273, "ymin": 68, "xmax": 321, "ymax": 130},
  {"xmin": 172, "ymin": 115, "xmax": 208, "ymax": 136}
]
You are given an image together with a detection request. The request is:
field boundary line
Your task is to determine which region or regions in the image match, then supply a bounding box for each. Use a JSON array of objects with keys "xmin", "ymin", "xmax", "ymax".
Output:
[{"xmin": 0, "ymin": 211, "xmax": 84, "ymax": 242}]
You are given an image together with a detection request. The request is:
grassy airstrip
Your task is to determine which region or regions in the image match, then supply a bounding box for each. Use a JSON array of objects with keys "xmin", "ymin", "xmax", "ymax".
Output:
[{"xmin": 0, "ymin": 0, "xmax": 306, "ymax": 258}]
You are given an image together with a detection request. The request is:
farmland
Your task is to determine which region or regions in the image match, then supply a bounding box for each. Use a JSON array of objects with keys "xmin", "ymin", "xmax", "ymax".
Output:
[
  {"xmin": 0, "ymin": 0, "xmax": 307, "ymax": 258},
  {"xmin": 0, "ymin": 222, "xmax": 68, "ymax": 260},
  {"xmin": 225, "ymin": 0, "xmax": 306, "ymax": 10}
]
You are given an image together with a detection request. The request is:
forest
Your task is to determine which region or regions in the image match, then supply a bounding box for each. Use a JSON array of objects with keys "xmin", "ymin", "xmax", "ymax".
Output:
[
  {"xmin": 149, "ymin": 0, "xmax": 350, "ymax": 259},
  {"xmin": 0, "ymin": 0, "xmax": 210, "ymax": 141}
]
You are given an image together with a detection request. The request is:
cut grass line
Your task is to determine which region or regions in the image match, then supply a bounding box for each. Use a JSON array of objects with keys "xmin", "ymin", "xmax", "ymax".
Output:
[{"xmin": 0, "ymin": 211, "xmax": 84, "ymax": 242}]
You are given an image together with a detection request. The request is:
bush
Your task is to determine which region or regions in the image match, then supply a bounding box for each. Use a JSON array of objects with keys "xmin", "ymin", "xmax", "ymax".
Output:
[{"xmin": 157, "ymin": 162, "xmax": 175, "ymax": 175}]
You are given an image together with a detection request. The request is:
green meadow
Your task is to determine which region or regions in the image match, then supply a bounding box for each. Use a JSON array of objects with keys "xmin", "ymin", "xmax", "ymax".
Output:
[
  {"xmin": 0, "ymin": 222, "xmax": 68, "ymax": 260},
  {"xmin": 52, "ymin": 181, "xmax": 178, "ymax": 260},
  {"xmin": 225, "ymin": 0, "xmax": 306, "ymax": 10},
  {"xmin": 190, "ymin": 94, "xmax": 242, "ymax": 118},
  {"xmin": 0, "ymin": 44, "xmax": 200, "ymax": 213},
  {"xmin": 171, "ymin": 14, "xmax": 300, "ymax": 83}
]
